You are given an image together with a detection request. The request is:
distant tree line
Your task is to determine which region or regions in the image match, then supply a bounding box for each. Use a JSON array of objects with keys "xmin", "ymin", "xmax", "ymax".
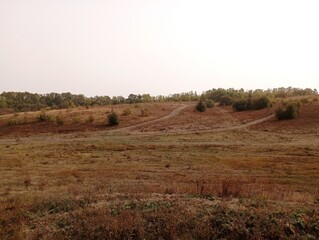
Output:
[
  {"xmin": 0, "ymin": 87, "xmax": 317, "ymax": 113},
  {"xmin": 201, "ymin": 87, "xmax": 317, "ymax": 104}
]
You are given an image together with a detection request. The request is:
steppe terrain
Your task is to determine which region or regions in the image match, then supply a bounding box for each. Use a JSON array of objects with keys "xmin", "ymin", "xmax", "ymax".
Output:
[{"xmin": 0, "ymin": 99, "xmax": 318, "ymax": 239}]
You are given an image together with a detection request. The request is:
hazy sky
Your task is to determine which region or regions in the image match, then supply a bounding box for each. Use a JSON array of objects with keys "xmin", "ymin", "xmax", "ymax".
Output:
[{"xmin": 1, "ymin": 0, "xmax": 318, "ymax": 97}]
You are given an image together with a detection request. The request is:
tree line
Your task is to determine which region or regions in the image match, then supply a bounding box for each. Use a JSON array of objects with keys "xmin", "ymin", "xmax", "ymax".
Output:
[{"xmin": 0, "ymin": 87, "xmax": 317, "ymax": 113}]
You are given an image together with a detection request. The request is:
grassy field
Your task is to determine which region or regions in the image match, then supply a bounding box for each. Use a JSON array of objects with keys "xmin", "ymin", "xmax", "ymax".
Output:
[{"xmin": 0, "ymin": 100, "xmax": 319, "ymax": 239}]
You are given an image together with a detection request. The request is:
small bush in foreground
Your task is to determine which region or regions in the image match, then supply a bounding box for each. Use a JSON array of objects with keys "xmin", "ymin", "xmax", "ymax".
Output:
[
  {"xmin": 196, "ymin": 100, "xmax": 206, "ymax": 112},
  {"xmin": 107, "ymin": 111, "xmax": 119, "ymax": 125}
]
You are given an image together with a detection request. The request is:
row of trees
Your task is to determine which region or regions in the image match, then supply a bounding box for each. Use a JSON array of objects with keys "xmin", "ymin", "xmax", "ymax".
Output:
[
  {"xmin": 0, "ymin": 87, "xmax": 317, "ymax": 113},
  {"xmin": 201, "ymin": 87, "xmax": 317, "ymax": 104}
]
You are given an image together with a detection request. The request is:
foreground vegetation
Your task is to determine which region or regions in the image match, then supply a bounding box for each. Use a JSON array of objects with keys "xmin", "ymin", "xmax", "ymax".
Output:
[
  {"xmin": 1, "ymin": 119, "xmax": 319, "ymax": 239},
  {"xmin": 0, "ymin": 93, "xmax": 318, "ymax": 239}
]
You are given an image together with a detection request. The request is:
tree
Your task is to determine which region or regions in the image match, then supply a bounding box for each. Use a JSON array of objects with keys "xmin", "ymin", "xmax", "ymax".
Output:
[
  {"xmin": 0, "ymin": 96, "xmax": 7, "ymax": 108},
  {"xmin": 107, "ymin": 111, "xmax": 119, "ymax": 125}
]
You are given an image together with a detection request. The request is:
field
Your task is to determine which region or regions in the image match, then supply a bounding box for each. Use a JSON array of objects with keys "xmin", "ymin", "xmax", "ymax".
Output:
[{"xmin": 0, "ymin": 99, "xmax": 319, "ymax": 239}]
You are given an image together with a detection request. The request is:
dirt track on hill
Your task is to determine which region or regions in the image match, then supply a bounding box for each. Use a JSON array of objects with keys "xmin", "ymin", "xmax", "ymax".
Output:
[
  {"xmin": 108, "ymin": 104, "xmax": 275, "ymax": 134},
  {"xmin": 108, "ymin": 104, "xmax": 190, "ymax": 132}
]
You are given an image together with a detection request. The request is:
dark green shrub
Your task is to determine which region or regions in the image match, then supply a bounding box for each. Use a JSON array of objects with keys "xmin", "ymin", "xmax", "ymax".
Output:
[
  {"xmin": 107, "ymin": 111, "xmax": 119, "ymax": 125},
  {"xmin": 251, "ymin": 96, "xmax": 271, "ymax": 110},
  {"xmin": 196, "ymin": 100, "xmax": 206, "ymax": 112},
  {"xmin": 220, "ymin": 95, "xmax": 233, "ymax": 106},
  {"xmin": 206, "ymin": 100, "xmax": 215, "ymax": 108},
  {"xmin": 275, "ymin": 103, "xmax": 299, "ymax": 120},
  {"xmin": 232, "ymin": 99, "xmax": 249, "ymax": 112}
]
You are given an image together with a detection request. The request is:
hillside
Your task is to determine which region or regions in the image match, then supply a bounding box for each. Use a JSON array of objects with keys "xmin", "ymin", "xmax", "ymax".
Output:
[{"xmin": 0, "ymin": 97, "xmax": 318, "ymax": 239}]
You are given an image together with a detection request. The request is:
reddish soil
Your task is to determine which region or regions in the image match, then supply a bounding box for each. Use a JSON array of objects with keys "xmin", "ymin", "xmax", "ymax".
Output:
[
  {"xmin": 0, "ymin": 100, "xmax": 317, "ymax": 137},
  {"xmin": 252, "ymin": 101, "xmax": 319, "ymax": 134},
  {"xmin": 0, "ymin": 103, "xmax": 178, "ymax": 137},
  {"xmin": 135, "ymin": 105, "xmax": 274, "ymax": 133}
]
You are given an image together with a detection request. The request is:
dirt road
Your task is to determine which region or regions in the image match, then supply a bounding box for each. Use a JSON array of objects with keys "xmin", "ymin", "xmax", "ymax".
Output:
[
  {"xmin": 182, "ymin": 114, "xmax": 275, "ymax": 134},
  {"xmin": 108, "ymin": 104, "xmax": 190, "ymax": 133},
  {"xmin": 107, "ymin": 103, "xmax": 275, "ymax": 134}
]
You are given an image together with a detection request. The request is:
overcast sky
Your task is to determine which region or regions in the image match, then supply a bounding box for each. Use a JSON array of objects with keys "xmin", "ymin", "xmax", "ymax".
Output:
[{"xmin": 1, "ymin": 0, "xmax": 318, "ymax": 97}]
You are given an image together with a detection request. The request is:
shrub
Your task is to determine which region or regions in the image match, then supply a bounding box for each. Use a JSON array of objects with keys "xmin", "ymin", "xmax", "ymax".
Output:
[
  {"xmin": 86, "ymin": 114, "xmax": 95, "ymax": 123},
  {"xmin": 220, "ymin": 95, "xmax": 233, "ymax": 106},
  {"xmin": 37, "ymin": 111, "xmax": 53, "ymax": 122},
  {"xmin": 275, "ymin": 103, "xmax": 299, "ymax": 120},
  {"xmin": 251, "ymin": 96, "xmax": 271, "ymax": 110},
  {"xmin": 206, "ymin": 100, "xmax": 215, "ymax": 108},
  {"xmin": 107, "ymin": 111, "xmax": 119, "ymax": 125},
  {"xmin": 196, "ymin": 100, "xmax": 206, "ymax": 112},
  {"xmin": 37, "ymin": 111, "xmax": 47, "ymax": 121},
  {"xmin": 232, "ymin": 96, "xmax": 271, "ymax": 112},
  {"xmin": 232, "ymin": 99, "xmax": 249, "ymax": 112},
  {"xmin": 55, "ymin": 116, "xmax": 64, "ymax": 125},
  {"xmin": 122, "ymin": 107, "xmax": 132, "ymax": 116},
  {"xmin": 7, "ymin": 119, "xmax": 21, "ymax": 126}
]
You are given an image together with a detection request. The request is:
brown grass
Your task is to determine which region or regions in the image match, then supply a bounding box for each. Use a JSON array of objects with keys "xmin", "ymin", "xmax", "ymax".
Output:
[
  {"xmin": 0, "ymin": 103, "xmax": 179, "ymax": 137},
  {"xmin": 0, "ymin": 101, "xmax": 319, "ymax": 239}
]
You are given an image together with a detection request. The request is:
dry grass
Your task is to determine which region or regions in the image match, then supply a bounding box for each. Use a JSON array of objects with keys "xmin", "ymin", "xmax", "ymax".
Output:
[
  {"xmin": 0, "ymin": 103, "xmax": 179, "ymax": 137},
  {"xmin": 0, "ymin": 101, "xmax": 319, "ymax": 239}
]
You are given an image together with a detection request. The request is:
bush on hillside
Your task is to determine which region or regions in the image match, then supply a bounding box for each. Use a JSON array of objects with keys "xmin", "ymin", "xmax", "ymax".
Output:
[
  {"xmin": 220, "ymin": 95, "xmax": 233, "ymax": 106},
  {"xmin": 107, "ymin": 111, "xmax": 119, "ymax": 125},
  {"xmin": 232, "ymin": 99, "xmax": 250, "ymax": 112},
  {"xmin": 206, "ymin": 100, "xmax": 215, "ymax": 108},
  {"xmin": 196, "ymin": 100, "xmax": 206, "ymax": 112},
  {"xmin": 233, "ymin": 97, "xmax": 271, "ymax": 112},
  {"xmin": 275, "ymin": 103, "xmax": 299, "ymax": 120},
  {"xmin": 122, "ymin": 107, "xmax": 132, "ymax": 116},
  {"xmin": 251, "ymin": 96, "xmax": 271, "ymax": 110},
  {"xmin": 37, "ymin": 111, "xmax": 54, "ymax": 122}
]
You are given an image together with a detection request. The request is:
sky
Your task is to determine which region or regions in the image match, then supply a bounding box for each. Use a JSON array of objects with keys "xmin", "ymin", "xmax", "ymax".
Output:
[{"xmin": 0, "ymin": 0, "xmax": 318, "ymax": 97}]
